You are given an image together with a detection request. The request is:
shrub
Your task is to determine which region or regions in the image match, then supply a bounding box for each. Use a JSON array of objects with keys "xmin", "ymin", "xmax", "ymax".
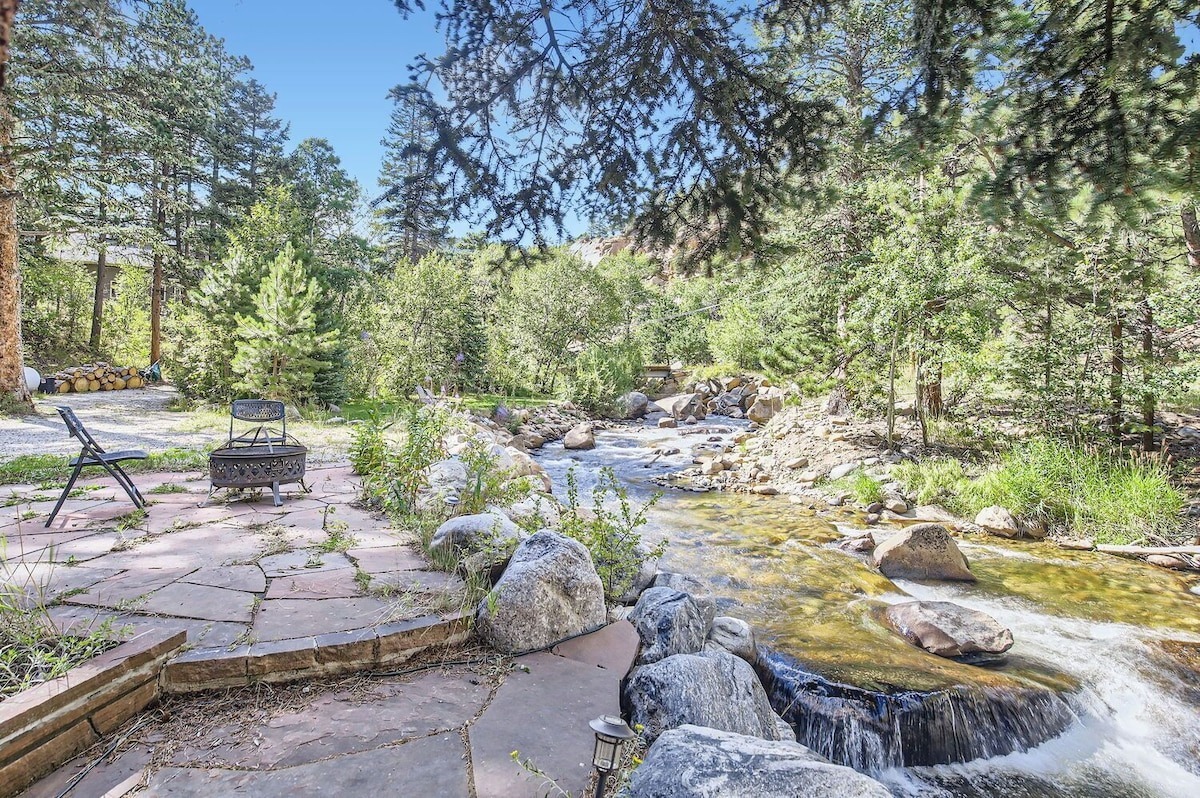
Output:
[
  {"xmin": 559, "ymin": 467, "xmax": 664, "ymax": 602},
  {"xmin": 892, "ymin": 458, "xmax": 969, "ymax": 510},
  {"xmin": 564, "ymin": 341, "xmax": 643, "ymax": 413}
]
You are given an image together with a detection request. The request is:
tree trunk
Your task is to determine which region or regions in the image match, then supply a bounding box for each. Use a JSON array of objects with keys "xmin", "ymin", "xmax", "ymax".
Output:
[
  {"xmin": 1109, "ymin": 314, "xmax": 1124, "ymax": 444},
  {"xmin": 0, "ymin": 0, "xmax": 30, "ymax": 408},
  {"xmin": 89, "ymin": 244, "xmax": 108, "ymax": 352},
  {"xmin": 1141, "ymin": 297, "xmax": 1155, "ymax": 452},
  {"xmin": 150, "ymin": 163, "xmax": 167, "ymax": 364},
  {"xmin": 1183, "ymin": 205, "xmax": 1200, "ymax": 270}
]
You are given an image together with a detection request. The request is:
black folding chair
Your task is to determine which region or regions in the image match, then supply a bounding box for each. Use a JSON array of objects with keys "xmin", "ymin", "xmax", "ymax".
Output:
[{"xmin": 45, "ymin": 406, "xmax": 147, "ymax": 527}]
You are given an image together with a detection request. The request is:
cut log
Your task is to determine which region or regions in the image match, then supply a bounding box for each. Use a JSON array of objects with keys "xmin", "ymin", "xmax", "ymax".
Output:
[
  {"xmin": 87, "ymin": 379, "xmax": 100, "ymax": 391},
  {"xmin": 56, "ymin": 381, "xmax": 71, "ymax": 393},
  {"xmin": 113, "ymin": 377, "xmax": 126, "ymax": 390},
  {"xmin": 72, "ymin": 377, "xmax": 88, "ymax": 392}
]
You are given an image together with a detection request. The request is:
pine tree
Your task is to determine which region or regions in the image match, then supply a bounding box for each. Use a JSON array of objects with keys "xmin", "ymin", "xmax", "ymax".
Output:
[{"xmin": 232, "ymin": 243, "xmax": 332, "ymax": 402}]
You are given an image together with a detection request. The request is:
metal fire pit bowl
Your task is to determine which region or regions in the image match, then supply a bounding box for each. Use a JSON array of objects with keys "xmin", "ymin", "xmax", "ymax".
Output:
[{"xmin": 209, "ymin": 443, "xmax": 307, "ymax": 506}]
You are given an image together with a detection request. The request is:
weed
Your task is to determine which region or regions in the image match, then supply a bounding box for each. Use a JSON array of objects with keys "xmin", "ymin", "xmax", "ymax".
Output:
[
  {"xmin": 148, "ymin": 483, "xmax": 188, "ymax": 495},
  {"xmin": 114, "ymin": 508, "xmax": 148, "ymax": 532},
  {"xmin": 827, "ymin": 469, "xmax": 885, "ymax": 505},
  {"xmin": 304, "ymin": 552, "xmax": 324, "ymax": 569},
  {"xmin": 354, "ymin": 569, "xmax": 372, "ymax": 593},
  {"xmin": 0, "ymin": 455, "xmax": 68, "ymax": 486},
  {"xmin": 319, "ymin": 506, "xmax": 358, "ymax": 553},
  {"xmin": 560, "ymin": 467, "xmax": 664, "ymax": 603}
]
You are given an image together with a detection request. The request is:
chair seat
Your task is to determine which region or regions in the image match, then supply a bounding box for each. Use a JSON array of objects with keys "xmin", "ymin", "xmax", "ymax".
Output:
[{"xmin": 70, "ymin": 449, "xmax": 148, "ymax": 467}]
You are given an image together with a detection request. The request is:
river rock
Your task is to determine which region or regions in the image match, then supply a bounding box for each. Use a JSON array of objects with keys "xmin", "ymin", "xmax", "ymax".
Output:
[
  {"xmin": 658, "ymin": 417, "xmax": 678, "ymax": 429},
  {"xmin": 624, "ymin": 650, "xmax": 782, "ymax": 742},
  {"xmin": 1059, "ymin": 537, "xmax": 1095, "ymax": 550},
  {"xmin": 475, "ymin": 530, "xmax": 606, "ymax": 653},
  {"xmin": 415, "ymin": 459, "xmax": 470, "ymax": 512},
  {"xmin": 746, "ymin": 396, "xmax": 782, "ymax": 425},
  {"xmin": 616, "ymin": 391, "xmax": 651, "ymax": 419},
  {"xmin": 614, "ymin": 543, "xmax": 660, "ymax": 605},
  {"xmin": 626, "ymin": 725, "xmax": 892, "ymax": 798},
  {"xmin": 828, "ymin": 462, "xmax": 860, "ymax": 481},
  {"xmin": 871, "ymin": 523, "xmax": 976, "ymax": 581},
  {"xmin": 654, "ymin": 393, "xmax": 705, "ymax": 420},
  {"xmin": 652, "ymin": 572, "xmax": 717, "ymax": 627},
  {"xmin": 629, "ymin": 587, "xmax": 707, "ymax": 665},
  {"xmin": 499, "ymin": 493, "xmax": 561, "ymax": 528},
  {"xmin": 785, "ymin": 456, "xmax": 809, "ymax": 470},
  {"xmin": 563, "ymin": 422, "xmax": 596, "ymax": 450},
  {"xmin": 1020, "ymin": 517, "xmax": 1048, "ymax": 540},
  {"xmin": 429, "ymin": 511, "xmax": 524, "ymax": 556},
  {"xmin": 975, "ymin": 506, "xmax": 1021, "ymax": 538},
  {"xmin": 1147, "ymin": 554, "xmax": 1190, "ymax": 570},
  {"xmin": 885, "ymin": 601, "xmax": 1014, "ymax": 658},
  {"xmin": 707, "ymin": 616, "xmax": 758, "ymax": 666},
  {"xmin": 884, "ymin": 497, "xmax": 909, "ymax": 514}
]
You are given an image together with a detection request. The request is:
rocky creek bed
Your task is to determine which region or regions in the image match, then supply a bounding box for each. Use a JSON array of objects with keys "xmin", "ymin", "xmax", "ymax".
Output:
[{"xmin": 533, "ymin": 416, "xmax": 1200, "ymax": 798}]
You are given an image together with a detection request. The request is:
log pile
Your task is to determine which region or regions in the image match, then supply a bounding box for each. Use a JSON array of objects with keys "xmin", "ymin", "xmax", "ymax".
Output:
[{"xmin": 52, "ymin": 363, "xmax": 146, "ymax": 393}]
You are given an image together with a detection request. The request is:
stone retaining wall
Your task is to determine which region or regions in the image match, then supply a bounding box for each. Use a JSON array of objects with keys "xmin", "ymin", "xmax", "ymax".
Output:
[{"xmin": 0, "ymin": 629, "xmax": 186, "ymax": 798}]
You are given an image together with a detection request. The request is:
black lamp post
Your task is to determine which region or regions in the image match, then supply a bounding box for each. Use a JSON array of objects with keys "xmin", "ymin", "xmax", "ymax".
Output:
[{"xmin": 589, "ymin": 715, "xmax": 635, "ymax": 798}]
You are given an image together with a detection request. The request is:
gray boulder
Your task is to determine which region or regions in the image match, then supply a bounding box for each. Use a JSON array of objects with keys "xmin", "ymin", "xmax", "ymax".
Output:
[
  {"xmin": 651, "ymin": 571, "xmax": 716, "ymax": 627},
  {"xmin": 475, "ymin": 530, "xmax": 606, "ymax": 653},
  {"xmin": 616, "ymin": 391, "xmax": 651, "ymax": 420},
  {"xmin": 975, "ymin": 505, "xmax": 1020, "ymax": 538},
  {"xmin": 654, "ymin": 393, "xmax": 705, "ymax": 420},
  {"xmin": 871, "ymin": 523, "xmax": 976, "ymax": 582},
  {"xmin": 629, "ymin": 587, "xmax": 706, "ymax": 665},
  {"xmin": 624, "ymin": 650, "xmax": 783, "ymax": 743},
  {"xmin": 414, "ymin": 459, "xmax": 470, "ymax": 513},
  {"xmin": 746, "ymin": 395, "xmax": 783, "ymax": 425},
  {"xmin": 707, "ymin": 616, "xmax": 758, "ymax": 666},
  {"xmin": 563, "ymin": 422, "xmax": 596, "ymax": 450},
  {"xmin": 614, "ymin": 543, "xmax": 660, "ymax": 605},
  {"xmin": 627, "ymin": 725, "xmax": 892, "ymax": 798},
  {"xmin": 885, "ymin": 601, "xmax": 1014, "ymax": 658},
  {"xmin": 428, "ymin": 511, "xmax": 524, "ymax": 556}
]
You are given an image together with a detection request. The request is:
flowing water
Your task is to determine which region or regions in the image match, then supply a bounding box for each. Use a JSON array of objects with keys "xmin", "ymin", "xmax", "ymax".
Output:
[{"xmin": 535, "ymin": 420, "xmax": 1200, "ymax": 798}]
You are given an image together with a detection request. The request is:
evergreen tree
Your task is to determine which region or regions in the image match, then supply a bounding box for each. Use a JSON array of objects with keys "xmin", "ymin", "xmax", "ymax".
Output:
[
  {"xmin": 232, "ymin": 243, "xmax": 332, "ymax": 402},
  {"xmin": 375, "ymin": 84, "xmax": 451, "ymax": 264}
]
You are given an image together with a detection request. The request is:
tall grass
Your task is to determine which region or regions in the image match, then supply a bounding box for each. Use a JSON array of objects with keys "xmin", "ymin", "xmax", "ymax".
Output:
[{"xmin": 894, "ymin": 438, "xmax": 1184, "ymax": 544}]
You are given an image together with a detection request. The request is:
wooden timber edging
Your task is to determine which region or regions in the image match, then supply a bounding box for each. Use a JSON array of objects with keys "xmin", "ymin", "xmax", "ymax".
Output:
[
  {"xmin": 161, "ymin": 611, "xmax": 472, "ymax": 694},
  {"xmin": 0, "ymin": 628, "xmax": 186, "ymax": 798}
]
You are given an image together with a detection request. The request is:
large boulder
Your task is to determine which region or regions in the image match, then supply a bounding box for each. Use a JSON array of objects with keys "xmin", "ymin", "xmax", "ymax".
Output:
[
  {"xmin": 626, "ymin": 725, "xmax": 892, "ymax": 798},
  {"xmin": 615, "ymin": 391, "xmax": 651, "ymax": 420},
  {"xmin": 415, "ymin": 459, "xmax": 470, "ymax": 512},
  {"xmin": 975, "ymin": 505, "xmax": 1021, "ymax": 538},
  {"xmin": 429, "ymin": 511, "xmax": 524, "ymax": 556},
  {"xmin": 885, "ymin": 601, "xmax": 1014, "ymax": 659},
  {"xmin": 563, "ymin": 422, "xmax": 596, "ymax": 450},
  {"xmin": 629, "ymin": 587, "xmax": 706, "ymax": 665},
  {"xmin": 475, "ymin": 531, "xmax": 606, "ymax": 652},
  {"xmin": 746, "ymin": 394, "xmax": 783, "ymax": 425},
  {"xmin": 624, "ymin": 650, "xmax": 783, "ymax": 743},
  {"xmin": 614, "ymin": 543, "xmax": 660, "ymax": 605},
  {"xmin": 707, "ymin": 616, "xmax": 758, "ymax": 666},
  {"xmin": 871, "ymin": 523, "xmax": 976, "ymax": 582},
  {"xmin": 652, "ymin": 571, "xmax": 717, "ymax": 627},
  {"xmin": 653, "ymin": 393, "xmax": 705, "ymax": 420},
  {"xmin": 500, "ymin": 493, "xmax": 561, "ymax": 529}
]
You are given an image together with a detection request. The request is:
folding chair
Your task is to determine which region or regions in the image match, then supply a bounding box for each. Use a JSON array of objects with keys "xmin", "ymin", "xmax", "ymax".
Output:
[{"xmin": 45, "ymin": 406, "xmax": 147, "ymax": 527}]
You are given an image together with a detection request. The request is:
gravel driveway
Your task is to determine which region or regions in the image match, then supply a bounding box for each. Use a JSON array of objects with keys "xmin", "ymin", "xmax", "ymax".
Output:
[{"xmin": 0, "ymin": 386, "xmax": 219, "ymax": 459}]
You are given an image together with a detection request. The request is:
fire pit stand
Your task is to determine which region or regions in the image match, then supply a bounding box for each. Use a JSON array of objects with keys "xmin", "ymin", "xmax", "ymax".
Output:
[{"xmin": 208, "ymin": 399, "xmax": 309, "ymax": 506}]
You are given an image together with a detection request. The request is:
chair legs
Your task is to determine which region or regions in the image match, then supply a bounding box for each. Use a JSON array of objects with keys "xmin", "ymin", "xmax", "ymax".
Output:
[
  {"xmin": 45, "ymin": 456, "xmax": 146, "ymax": 528},
  {"xmin": 45, "ymin": 459, "xmax": 86, "ymax": 528}
]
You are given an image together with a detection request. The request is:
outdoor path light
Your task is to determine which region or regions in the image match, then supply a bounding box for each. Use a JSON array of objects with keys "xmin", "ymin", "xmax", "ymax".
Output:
[{"xmin": 590, "ymin": 715, "xmax": 635, "ymax": 798}]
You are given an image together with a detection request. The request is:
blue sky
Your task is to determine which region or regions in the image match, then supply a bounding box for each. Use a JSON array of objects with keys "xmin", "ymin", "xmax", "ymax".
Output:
[{"xmin": 187, "ymin": 0, "xmax": 438, "ymax": 201}]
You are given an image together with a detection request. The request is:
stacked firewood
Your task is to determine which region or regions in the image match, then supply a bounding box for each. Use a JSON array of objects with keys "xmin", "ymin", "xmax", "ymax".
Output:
[{"xmin": 52, "ymin": 363, "xmax": 146, "ymax": 393}]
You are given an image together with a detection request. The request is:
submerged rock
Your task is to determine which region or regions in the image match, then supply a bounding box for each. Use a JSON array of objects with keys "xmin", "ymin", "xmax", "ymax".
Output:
[
  {"xmin": 885, "ymin": 601, "xmax": 1014, "ymax": 659},
  {"xmin": 475, "ymin": 530, "xmax": 606, "ymax": 653},
  {"xmin": 872, "ymin": 523, "xmax": 976, "ymax": 582},
  {"xmin": 626, "ymin": 725, "xmax": 892, "ymax": 798},
  {"xmin": 624, "ymin": 650, "xmax": 782, "ymax": 743},
  {"xmin": 629, "ymin": 587, "xmax": 706, "ymax": 665}
]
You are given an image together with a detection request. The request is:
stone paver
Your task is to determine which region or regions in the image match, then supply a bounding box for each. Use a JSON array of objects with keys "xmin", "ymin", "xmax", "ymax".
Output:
[
  {"xmin": 265, "ymin": 569, "xmax": 362, "ymax": 600},
  {"xmin": 252, "ymin": 596, "xmax": 395, "ymax": 641},
  {"xmin": 145, "ymin": 733, "xmax": 470, "ymax": 797},
  {"xmin": 137, "ymin": 582, "xmax": 257, "ymax": 623},
  {"xmin": 180, "ymin": 564, "xmax": 266, "ymax": 592},
  {"xmin": 347, "ymin": 545, "xmax": 427, "ymax": 574},
  {"xmin": 257, "ymin": 550, "xmax": 354, "ymax": 578},
  {"xmin": 552, "ymin": 619, "xmax": 641, "ymax": 675},
  {"xmin": 471, "ymin": 651, "xmax": 621, "ymax": 798}
]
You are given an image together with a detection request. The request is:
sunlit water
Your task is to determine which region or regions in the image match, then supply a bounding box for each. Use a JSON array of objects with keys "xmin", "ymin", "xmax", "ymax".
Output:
[{"xmin": 535, "ymin": 420, "xmax": 1200, "ymax": 798}]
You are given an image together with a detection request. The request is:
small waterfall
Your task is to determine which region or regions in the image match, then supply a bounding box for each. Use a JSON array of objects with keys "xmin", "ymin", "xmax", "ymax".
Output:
[{"xmin": 759, "ymin": 648, "xmax": 1082, "ymax": 771}]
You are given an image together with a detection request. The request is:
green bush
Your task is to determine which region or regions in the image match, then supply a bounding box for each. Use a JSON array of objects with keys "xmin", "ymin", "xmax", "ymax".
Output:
[
  {"xmin": 565, "ymin": 341, "xmax": 643, "ymax": 413},
  {"xmin": 559, "ymin": 467, "xmax": 664, "ymax": 602},
  {"xmin": 892, "ymin": 458, "xmax": 969, "ymax": 509}
]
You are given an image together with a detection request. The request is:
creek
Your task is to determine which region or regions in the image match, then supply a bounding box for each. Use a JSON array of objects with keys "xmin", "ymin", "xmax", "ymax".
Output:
[{"xmin": 535, "ymin": 419, "xmax": 1200, "ymax": 798}]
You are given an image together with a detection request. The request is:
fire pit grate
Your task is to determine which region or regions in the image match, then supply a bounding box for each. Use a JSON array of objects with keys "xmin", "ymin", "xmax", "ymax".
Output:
[{"xmin": 208, "ymin": 399, "xmax": 309, "ymax": 506}]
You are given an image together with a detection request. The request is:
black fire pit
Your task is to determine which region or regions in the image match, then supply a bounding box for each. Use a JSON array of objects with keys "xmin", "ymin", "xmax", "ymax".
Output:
[
  {"xmin": 209, "ymin": 444, "xmax": 307, "ymax": 507},
  {"xmin": 208, "ymin": 399, "xmax": 309, "ymax": 506}
]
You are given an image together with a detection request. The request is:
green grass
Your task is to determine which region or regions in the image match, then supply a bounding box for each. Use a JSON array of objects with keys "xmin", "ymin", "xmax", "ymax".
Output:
[
  {"xmin": 340, "ymin": 392, "xmax": 556, "ymax": 422},
  {"xmin": 147, "ymin": 483, "xmax": 188, "ymax": 494},
  {"xmin": 0, "ymin": 448, "xmax": 208, "ymax": 488},
  {"xmin": 827, "ymin": 469, "xmax": 885, "ymax": 505},
  {"xmin": 894, "ymin": 438, "xmax": 1184, "ymax": 544}
]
